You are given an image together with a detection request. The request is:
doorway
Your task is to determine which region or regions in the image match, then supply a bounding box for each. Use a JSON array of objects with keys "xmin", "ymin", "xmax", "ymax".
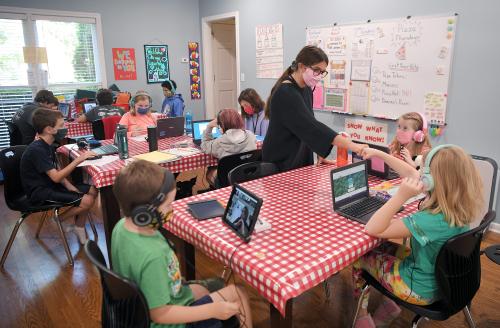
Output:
[{"xmin": 201, "ymin": 12, "xmax": 240, "ymax": 119}]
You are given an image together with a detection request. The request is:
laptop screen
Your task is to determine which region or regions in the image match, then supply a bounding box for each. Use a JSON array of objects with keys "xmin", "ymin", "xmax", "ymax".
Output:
[
  {"xmin": 83, "ymin": 102, "xmax": 97, "ymax": 113},
  {"xmin": 331, "ymin": 162, "xmax": 368, "ymax": 203},
  {"xmin": 58, "ymin": 103, "xmax": 69, "ymax": 117},
  {"xmin": 192, "ymin": 121, "xmax": 221, "ymax": 140}
]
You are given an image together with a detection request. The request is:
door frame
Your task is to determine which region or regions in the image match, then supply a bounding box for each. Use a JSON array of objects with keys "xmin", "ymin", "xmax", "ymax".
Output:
[{"xmin": 201, "ymin": 11, "xmax": 240, "ymax": 119}]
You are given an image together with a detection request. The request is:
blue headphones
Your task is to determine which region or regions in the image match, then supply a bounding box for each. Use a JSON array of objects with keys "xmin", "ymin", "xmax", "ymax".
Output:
[
  {"xmin": 420, "ymin": 144, "xmax": 456, "ymax": 192},
  {"xmin": 163, "ymin": 80, "xmax": 176, "ymax": 94}
]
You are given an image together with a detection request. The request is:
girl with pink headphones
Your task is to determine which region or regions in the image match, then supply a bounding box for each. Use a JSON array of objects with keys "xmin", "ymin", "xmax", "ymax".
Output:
[{"xmin": 389, "ymin": 112, "xmax": 432, "ymax": 169}]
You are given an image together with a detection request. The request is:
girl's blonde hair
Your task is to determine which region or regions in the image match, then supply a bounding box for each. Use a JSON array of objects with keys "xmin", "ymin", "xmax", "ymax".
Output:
[
  {"xmin": 390, "ymin": 112, "xmax": 432, "ymax": 154},
  {"xmin": 420, "ymin": 146, "xmax": 483, "ymax": 227},
  {"xmin": 130, "ymin": 92, "xmax": 151, "ymax": 116}
]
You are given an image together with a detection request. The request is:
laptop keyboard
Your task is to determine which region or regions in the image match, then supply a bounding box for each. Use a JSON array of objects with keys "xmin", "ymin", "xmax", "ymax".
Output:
[
  {"xmin": 342, "ymin": 197, "xmax": 386, "ymax": 217},
  {"xmin": 93, "ymin": 144, "xmax": 119, "ymax": 155}
]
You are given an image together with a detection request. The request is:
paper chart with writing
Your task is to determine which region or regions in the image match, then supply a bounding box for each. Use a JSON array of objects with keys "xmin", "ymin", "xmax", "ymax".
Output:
[
  {"xmin": 256, "ymin": 23, "xmax": 283, "ymax": 79},
  {"xmin": 306, "ymin": 15, "xmax": 456, "ymax": 123}
]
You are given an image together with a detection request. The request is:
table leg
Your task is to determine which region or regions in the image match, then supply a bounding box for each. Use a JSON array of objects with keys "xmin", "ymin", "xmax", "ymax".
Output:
[
  {"xmin": 99, "ymin": 185, "xmax": 121, "ymax": 265},
  {"xmin": 270, "ymin": 299, "xmax": 293, "ymax": 328}
]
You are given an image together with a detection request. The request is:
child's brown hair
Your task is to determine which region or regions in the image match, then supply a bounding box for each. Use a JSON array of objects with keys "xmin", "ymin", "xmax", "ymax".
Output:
[
  {"xmin": 238, "ymin": 88, "xmax": 265, "ymax": 118},
  {"xmin": 113, "ymin": 160, "xmax": 176, "ymax": 217},
  {"xmin": 32, "ymin": 108, "xmax": 63, "ymax": 134}
]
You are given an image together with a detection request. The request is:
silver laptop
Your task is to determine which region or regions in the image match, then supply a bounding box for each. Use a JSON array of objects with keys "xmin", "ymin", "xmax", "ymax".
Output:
[
  {"xmin": 330, "ymin": 161, "xmax": 387, "ymax": 224},
  {"xmin": 157, "ymin": 117, "xmax": 185, "ymax": 139}
]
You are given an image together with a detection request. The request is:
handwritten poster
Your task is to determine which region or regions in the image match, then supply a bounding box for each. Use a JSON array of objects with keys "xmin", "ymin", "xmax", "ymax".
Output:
[
  {"xmin": 112, "ymin": 48, "xmax": 137, "ymax": 80},
  {"xmin": 349, "ymin": 81, "xmax": 370, "ymax": 114},
  {"xmin": 144, "ymin": 45, "xmax": 169, "ymax": 83},
  {"xmin": 256, "ymin": 23, "xmax": 283, "ymax": 79},
  {"xmin": 345, "ymin": 118, "xmax": 388, "ymax": 145},
  {"xmin": 424, "ymin": 92, "xmax": 447, "ymax": 124},
  {"xmin": 188, "ymin": 42, "xmax": 202, "ymax": 99}
]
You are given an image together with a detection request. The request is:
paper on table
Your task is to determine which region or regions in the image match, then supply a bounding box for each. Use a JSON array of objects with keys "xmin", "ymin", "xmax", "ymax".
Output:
[
  {"xmin": 64, "ymin": 144, "xmax": 77, "ymax": 151},
  {"xmin": 77, "ymin": 155, "xmax": 120, "ymax": 167},
  {"xmin": 372, "ymin": 182, "xmax": 426, "ymax": 205},
  {"xmin": 133, "ymin": 151, "xmax": 180, "ymax": 164},
  {"xmin": 130, "ymin": 135, "xmax": 147, "ymax": 142},
  {"xmin": 163, "ymin": 147, "xmax": 201, "ymax": 157}
]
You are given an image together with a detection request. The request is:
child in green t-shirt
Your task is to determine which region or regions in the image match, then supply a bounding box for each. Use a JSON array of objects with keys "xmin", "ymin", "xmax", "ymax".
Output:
[
  {"xmin": 352, "ymin": 145, "xmax": 484, "ymax": 328},
  {"xmin": 111, "ymin": 160, "xmax": 252, "ymax": 328}
]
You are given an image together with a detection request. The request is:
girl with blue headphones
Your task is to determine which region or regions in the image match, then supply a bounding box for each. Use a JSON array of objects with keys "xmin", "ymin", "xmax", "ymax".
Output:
[{"xmin": 352, "ymin": 145, "xmax": 483, "ymax": 328}]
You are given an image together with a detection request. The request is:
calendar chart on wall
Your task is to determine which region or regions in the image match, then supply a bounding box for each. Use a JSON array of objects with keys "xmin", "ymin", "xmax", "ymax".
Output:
[{"xmin": 307, "ymin": 14, "xmax": 457, "ymax": 124}]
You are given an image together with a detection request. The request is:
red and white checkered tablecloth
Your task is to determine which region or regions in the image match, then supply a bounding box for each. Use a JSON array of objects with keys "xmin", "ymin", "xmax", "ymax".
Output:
[
  {"xmin": 57, "ymin": 135, "xmax": 219, "ymax": 188},
  {"xmin": 168, "ymin": 164, "xmax": 419, "ymax": 316},
  {"xmin": 65, "ymin": 113, "xmax": 168, "ymax": 139},
  {"xmin": 65, "ymin": 121, "xmax": 93, "ymax": 138}
]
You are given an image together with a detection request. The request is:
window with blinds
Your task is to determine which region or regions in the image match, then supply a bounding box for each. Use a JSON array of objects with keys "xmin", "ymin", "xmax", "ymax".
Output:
[{"xmin": 0, "ymin": 9, "xmax": 104, "ymax": 148}]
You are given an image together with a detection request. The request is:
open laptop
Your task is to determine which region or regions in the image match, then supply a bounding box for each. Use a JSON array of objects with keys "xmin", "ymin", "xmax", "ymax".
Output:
[
  {"xmin": 191, "ymin": 120, "xmax": 222, "ymax": 146},
  {"xmin": 352, "ymin": 141, "xmax": 399, "ymax": 180},
  {"xmin": 331, "ymin": 160, "xmax": 387, "ymax": 224},
  {"xmin": 157, "ymin": 117, "xmax": 185, "ymax": 139},
  {"xmin": 83, "ymin": 102, "xmax": 97, "ymax": 113}
]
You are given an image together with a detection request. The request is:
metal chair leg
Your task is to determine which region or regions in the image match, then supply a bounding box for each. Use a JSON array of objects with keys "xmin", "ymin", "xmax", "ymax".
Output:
[
  {"xmin": 54, "ymin": 209, "xmax": 74, "ymax": 266},
  {"xmin": 352, "ymin": 285, "xmax": 370, "ymax": 328},
  {"xmin": 1, "ymin": 215, "xmax": 28, "ymax": 268},
  {"xmin": 87, "ymin": 213, "xmax": 98, "ymax": 239},
  {"xmin": 412, "ymin": 315, "xmax": 426, "ymax": 328},
  {"xmin": 35, "ymin": 211, "xmax": 49, "ymax": 238},
  {"xmin": 463, "ymin": 306, "xmax": 477, "ymax": 328}
]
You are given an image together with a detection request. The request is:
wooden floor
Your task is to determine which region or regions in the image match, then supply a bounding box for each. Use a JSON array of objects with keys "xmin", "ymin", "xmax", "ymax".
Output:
[{"xmin": 1, "ymin": 180, "xmax": 500, "ymax": 327}]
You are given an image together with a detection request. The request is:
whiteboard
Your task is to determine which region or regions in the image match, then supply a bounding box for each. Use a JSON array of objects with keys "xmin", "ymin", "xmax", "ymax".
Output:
[{"xmin": 307, "ymin": 14, "xmax": 457, "ymax": 124}]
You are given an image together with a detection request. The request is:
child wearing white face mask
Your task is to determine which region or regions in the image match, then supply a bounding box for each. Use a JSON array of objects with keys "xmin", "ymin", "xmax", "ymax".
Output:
[{"xmin": 389, "ymin": 112, "xmax": 432, "ymax": 169}]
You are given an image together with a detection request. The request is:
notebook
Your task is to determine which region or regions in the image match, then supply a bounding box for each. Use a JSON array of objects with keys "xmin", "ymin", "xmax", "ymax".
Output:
[
  {"xmin": 191, "ymin": 120, "xmax": 221, "ymax": 146},
  {"xmin": 352, "ymin": 141, "xmax": 399, "ymax": 180},
  {"xmin": 157, "ymin": 117, "xmax": 185, "ymax": 139},
  {"xmin": 330, "ymin": 161, "xmax": 387, "ymax": 224}
]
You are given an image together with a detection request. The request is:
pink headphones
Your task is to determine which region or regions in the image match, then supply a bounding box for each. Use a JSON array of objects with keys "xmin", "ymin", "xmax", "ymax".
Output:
[{"xmin": 413, "ymin": 112, "xmax": 428, "ymax": 143}]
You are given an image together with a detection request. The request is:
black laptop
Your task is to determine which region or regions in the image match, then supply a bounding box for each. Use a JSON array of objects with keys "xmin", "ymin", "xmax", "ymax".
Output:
[
  {"xmin": 157, "ymin": 117, "xmax": 185, "ymax": 139},
  {"xmin": 352, "ymin": 141, "xmax": 399, "ymax": 180},
  {"xmin": 331, "ymin": 161, "xmax": 387, "ymax": 224}
]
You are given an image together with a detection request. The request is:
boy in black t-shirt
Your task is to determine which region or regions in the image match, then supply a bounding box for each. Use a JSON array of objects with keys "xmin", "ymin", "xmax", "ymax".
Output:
[
  {"xmin": 21, "ymin": 108, "xmax": 99, "ymax": 244},
  {"xmin": 77, "ymin": 88, "xmax": 124, "ymax": 123}
]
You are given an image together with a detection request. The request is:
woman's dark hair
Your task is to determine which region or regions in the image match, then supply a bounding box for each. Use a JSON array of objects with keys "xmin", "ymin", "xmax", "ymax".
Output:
[
  {"xmin": 238, "ymin": 88, "xmax": 265, "ymax": 118},
  {"xmin": 96, "ymin": 89, "xmax": 114, "ymax": 106},
  {"xmin": 161, "ymin": 80, "xmax": 177, "ymax": 91},
  {"xmin": 265, "ymin": 45, "xmax": 328, "ymax": 118}
]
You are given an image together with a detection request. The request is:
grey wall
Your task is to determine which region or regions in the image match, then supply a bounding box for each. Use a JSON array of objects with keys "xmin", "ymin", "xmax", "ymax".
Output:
[
  {"xmin": 1, "ymin": 0, "xmax": 204, "ymax": 119},
  {"xmin": 199, "ymin": 0, "xmax": 500, "ymax": 221}
]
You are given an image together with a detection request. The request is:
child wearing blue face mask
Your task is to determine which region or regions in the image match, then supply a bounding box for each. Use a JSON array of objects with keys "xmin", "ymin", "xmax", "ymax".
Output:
[{"xmin": 119, "ymin": 90, "xmax": 157, "ymax": 137}]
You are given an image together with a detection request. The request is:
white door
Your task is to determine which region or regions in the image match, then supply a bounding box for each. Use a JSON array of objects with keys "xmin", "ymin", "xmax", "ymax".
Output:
[{"xmin": 211, "ymin": 22, "xmax": 237, "ymax": 116}]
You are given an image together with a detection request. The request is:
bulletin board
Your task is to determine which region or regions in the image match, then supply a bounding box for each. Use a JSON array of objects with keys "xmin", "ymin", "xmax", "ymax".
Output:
[
  {"xmin": 307, "ymin": 14, "xmax": 457, "ymax": 124},
  {"xmin": 144, "ymin": 45, "xmax": 170, "ymax": 83}
]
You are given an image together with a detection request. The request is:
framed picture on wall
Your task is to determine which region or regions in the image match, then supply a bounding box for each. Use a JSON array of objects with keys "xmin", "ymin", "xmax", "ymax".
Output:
[{"xmin": 144, "ymin": 45, "xmax": 170, "ymax": 83}]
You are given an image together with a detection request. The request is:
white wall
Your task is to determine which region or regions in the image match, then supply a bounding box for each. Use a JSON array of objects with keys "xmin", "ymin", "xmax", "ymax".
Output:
[
  {"xmin": 199, "ymin": 0, "xmax": 500, "ymax": 221},
  {"xmin": 1, "ymin": 0, "xmax": 205, "ymax": 119}
]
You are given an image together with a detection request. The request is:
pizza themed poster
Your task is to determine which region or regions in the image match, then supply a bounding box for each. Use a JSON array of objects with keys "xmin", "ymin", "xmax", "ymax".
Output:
[
  {"xmin": 112, "ymin": 48, "xmax": 137, "ymax": 80},
  {"xmin": 188, "ymin": 42, "xmax": 201, "ymax": 99}
]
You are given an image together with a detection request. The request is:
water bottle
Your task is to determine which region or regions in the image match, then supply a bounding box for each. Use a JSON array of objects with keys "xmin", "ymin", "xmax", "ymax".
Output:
[
  {"xmin": 184, "ymin": 111, "xmax": 192, "ymax": 136},
  {"xmin": 116, "ymin": 127, "xmax": 129, "ymax": 159},
  {"xmin": 336, "ymin": 132, "xmax": 349, "ymax": 167}
]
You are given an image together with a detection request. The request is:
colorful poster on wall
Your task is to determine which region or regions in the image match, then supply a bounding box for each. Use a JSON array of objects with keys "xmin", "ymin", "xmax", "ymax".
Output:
[
  {"xmin": 256, "ymin": 23, "xmax": 283, "ymax": 79},
  {"xmin": 144, "ymin": 45, "xmax": 169, "ymax": 83},
  {"xmin": 112, "ymin": 48, "xmax": 137, "ymax": 80},
  {"xmin": 344, "ymin": 117, "xmax": 388, "ymax": 145},
  {"xmin": 188, "ymin": 42, "xmax": 202, "ymax": 99}
]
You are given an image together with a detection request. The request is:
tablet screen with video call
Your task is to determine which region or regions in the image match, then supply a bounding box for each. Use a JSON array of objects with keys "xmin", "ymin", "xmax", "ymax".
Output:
[{"xmin": 222, "ymin": 184, "xmax": 263, "ymax": 242}]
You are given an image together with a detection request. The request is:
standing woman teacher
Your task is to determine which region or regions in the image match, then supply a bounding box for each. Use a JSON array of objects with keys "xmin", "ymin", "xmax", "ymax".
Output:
[{"xmin": 262, "ymin": 45, "xmax": 366, "ymax": 172}]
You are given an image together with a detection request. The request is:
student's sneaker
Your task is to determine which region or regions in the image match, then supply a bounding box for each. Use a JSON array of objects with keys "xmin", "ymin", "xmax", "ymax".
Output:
[
  {"xmin": 373, "ymin": 299, "xmax": 402, "ymax": 328},
  {"xmin": 354, "ymin": 314, "xmax": 376, "ymax": 328}
]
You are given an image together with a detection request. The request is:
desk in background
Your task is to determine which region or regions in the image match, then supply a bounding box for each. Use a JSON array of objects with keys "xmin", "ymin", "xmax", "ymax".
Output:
[{"xmin": 168, "ymin": 164, "xmax": 420, "ymax": 327}]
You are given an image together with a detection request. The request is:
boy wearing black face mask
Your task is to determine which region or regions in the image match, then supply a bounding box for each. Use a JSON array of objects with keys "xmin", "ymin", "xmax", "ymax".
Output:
[{"xmin": 20, "ymin": 108, "xmax": 99, "ymax": 244}]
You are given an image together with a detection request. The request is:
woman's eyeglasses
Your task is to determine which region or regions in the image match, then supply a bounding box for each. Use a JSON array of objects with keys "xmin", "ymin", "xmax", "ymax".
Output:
[{"xmin": 308, "ymin": 66, "xmax": 328, "ymax": 78}]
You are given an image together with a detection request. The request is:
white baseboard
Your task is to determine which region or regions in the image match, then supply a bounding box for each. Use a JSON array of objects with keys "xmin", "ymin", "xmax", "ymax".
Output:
[{"xmin": 489, "ymin": 222, "xmax": 500, "ymax": 234}]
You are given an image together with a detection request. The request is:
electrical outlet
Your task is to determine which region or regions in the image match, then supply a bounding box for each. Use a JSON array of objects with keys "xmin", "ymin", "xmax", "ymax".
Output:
[
  {"xmin": 240, "ymin": 73, "xmax": 245, "ymax": 82},
  {"xmin": 181, "ymin": 57, "xmax": 188, "ymax": 63}
]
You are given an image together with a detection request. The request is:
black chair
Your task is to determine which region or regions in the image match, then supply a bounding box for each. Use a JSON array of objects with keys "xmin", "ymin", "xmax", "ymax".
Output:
[
  {"xmin": 353, "ymin": 211, "xmax": 496, "ymax": 328},
  {"xmin": 0, "ymin": 145, "xmax": 97, "ymax": 267},
  {"xmin": 92, "ymin": 119, "xmax": 106, "ymax": 140},
  {"xmin": 85, "ymin": 240, "xmax": 150, "ymax": 328},
  {"xmin": 216, "ymin": 149, "xmax": 262, "ymax": 188},
  {"xmin": 228, "ymin": 161, "xmax": 277, "ymax": 185},
  {"xmin": 4, "ymin": 120, "xmax": 23, "ymax": 146}
]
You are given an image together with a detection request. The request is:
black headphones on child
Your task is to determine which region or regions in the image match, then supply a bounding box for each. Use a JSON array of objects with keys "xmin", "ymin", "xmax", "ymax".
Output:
[
  {"xmin": 131, "ymin": 170, "xmax": 175, "ymax": 227},
  {"xmin": 77, "ymin": 138, "xmax": 88, "ymax": 150}
]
